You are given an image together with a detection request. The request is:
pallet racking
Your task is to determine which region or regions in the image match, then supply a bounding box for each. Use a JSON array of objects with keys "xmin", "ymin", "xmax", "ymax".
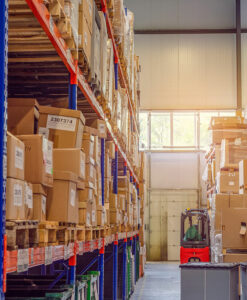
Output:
[{"xmin": 0, "ymin": 0, "xmax": 142, "ymax": 298}]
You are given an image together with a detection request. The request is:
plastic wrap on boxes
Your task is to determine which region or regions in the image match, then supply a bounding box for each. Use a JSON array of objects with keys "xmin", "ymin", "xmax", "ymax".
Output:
[
  {"xmin": 220, "ymin": 138, "xmax": 247, "ymax": 169},
  {"xmin": 99, "ymin": 12, "xmax": 108, "ymax": 99},
  {"xmin": 90, "ymin": 3, "xmax": 101, "ymax": 86},
  {"xmin": 120, "ymin": 88, "xmax": 128, "ymax": 139},
  {"xmin": 64, "ymin": 0, "xmax": 80, "ymax": 48},
  {"xmin": 112, "ymin": 0, "xmax": 125, "ymax": 44},
  {"xmin": 106, "ymin": 39, "xmax": 114, "ymax": 113}
]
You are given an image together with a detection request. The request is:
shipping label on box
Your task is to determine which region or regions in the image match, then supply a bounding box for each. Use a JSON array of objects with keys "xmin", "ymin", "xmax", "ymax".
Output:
[{"xmin": 47, "ymin": 115, "xmax": 77, "ymax": 132}]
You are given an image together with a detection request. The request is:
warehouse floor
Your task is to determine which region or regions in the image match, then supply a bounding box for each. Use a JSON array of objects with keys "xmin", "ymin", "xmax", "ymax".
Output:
[{"xmin": 131, "ymin": 262, "xmax": 180, "ymax": 300}]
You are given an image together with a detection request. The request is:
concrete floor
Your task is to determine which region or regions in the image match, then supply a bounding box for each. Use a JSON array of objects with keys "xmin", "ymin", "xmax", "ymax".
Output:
[{"xmin": 131, "ymin": 262, "xmax": 180, "ymax": 300}]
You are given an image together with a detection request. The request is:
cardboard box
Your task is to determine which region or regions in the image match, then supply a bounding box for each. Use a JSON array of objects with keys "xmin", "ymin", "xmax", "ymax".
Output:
[
  {"xmin": 222, "ymin": 208, "xmax": 247, "ymax": 249},
  {"xmin": 239, "ymin": 160, "xmax": 247, "ymax": 189},
  {"xmin": 216, "ymin": 170, "xmax": 239, "ymax": 194},
  {"xmin": 7, "ymin": 132, "xmax": 25, "ymax": 181},
  {"xmin": 78, "ymin": 12, "xmax": 92, "ymax": 65},
  {"xmin": 78, "ymin": 182, "xmax": 94, "ymax": 202},
  {"xmin": 8, "ymin": 98, "xmax": 39, "ymax": 135},
  {"xmin": 79, "ymin": 202, "xmax": 91, "ymax": 226},
  {"xmin": 221, "ymin": 139, "xmax": 247, "ymax": 169},
  {"xmin": 85, "ymin": 161, "xmax": 95, "ymax": 183},
  {"xmin": 84, "ymin": 126, "xmax": 98, "ymax": 136},
  {"xmin": 86, "ymin": 119, "xmax": 107, "ymax": 138},
  {"xmin": 110, "ymin": 209, "xmax": 119, "ymax": 225},
  {"xmin": 118, "ymin": 176, "xmax": 128, "ymax": 188},
  {"xmin": 223, "ymin": 253, "xmax": 247, "ymax": 263},
  {"xmin": 47, "ymin": 171, "xmax": 78, "ymax": 223},
  {"xmin": 82, "ymin": 133, "xmax": 94, "ymax": 158},
  {"xmin": 33, "ymin": 184, "xmax": 47, "ymax": 222},
  {"xmin": 119, "ymin": 194, "xmax": 126, "ymax": 211},
  {"xmin": 24, "ymin": 182, "xmax": 33, "ymax": 220},
  {"xmin": 106, "ymin": 141, "xmax": 115, "ymax": 159},
  {"xmin": 6, "ymin": 178, "xmax": 25, "ymax": 220},
  {"xmin": 105, "ymin": 152, "xmax": 112, "ymax": 178},
  {"xmin": 79, "ymin": 0, "xmax": 93, "ymax": 33},
  {"xmin": 17, "ymin": 135, "xmax": 53, "ymax": 187},
  {"xmin": 210, "ymin": 116, "xmax": 244, "ymax": 128},
  {"xmin": 110, "ymin": 193, "xmax": 118, "ymax": 209},
  {"xmin": 97, "ymin": 207, "xmax": 104, "ymax": 226},
  {"xmin": 91, "ymin": 198, "xmax": 97, "ymax": 226},
  {"xmin": 38, "ymin": 106, "xmax": 85, "ymax": 149},
  {"xmin": 211, "ymin": 129, "xmax": 247, "ymax": 145},
  {"xmin": 53, "ymin": 148, "xmax": 85, "ymax": 180}
]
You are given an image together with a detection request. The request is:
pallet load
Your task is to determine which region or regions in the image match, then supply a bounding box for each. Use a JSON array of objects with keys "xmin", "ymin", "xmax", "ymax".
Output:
[{"xmin": 205, "ymin": 115, "xmax": 247, "ymax": 262}]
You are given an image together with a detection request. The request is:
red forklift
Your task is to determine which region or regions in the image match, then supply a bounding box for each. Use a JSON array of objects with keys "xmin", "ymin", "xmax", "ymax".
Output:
[{"xmin": 180, "ymin": 209, "xmax": 210, "ymax": 264}]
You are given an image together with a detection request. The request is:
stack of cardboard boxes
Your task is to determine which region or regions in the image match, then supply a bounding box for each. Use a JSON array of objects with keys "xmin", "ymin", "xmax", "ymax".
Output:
[{"xmin": 206, "ymin": 116, "xmax": 247, "ymax": 262}]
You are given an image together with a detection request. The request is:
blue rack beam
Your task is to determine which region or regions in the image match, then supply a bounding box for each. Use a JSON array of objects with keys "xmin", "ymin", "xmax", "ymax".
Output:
[
  {"xmin": 99, "ymin": 242, "xmax": 104, "ymax": 300},
  {"xmin": 0, "ymin": 0, "xmax": 8, "ymax": 296}
]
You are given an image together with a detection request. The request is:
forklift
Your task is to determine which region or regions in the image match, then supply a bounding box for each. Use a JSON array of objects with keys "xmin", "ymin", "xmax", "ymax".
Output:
[{"xmin": 180, "ymin": 209, "xmax": 210, "ymax": 264}]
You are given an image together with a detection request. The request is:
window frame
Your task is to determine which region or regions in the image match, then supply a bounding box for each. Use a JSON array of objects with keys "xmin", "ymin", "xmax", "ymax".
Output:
[{"xmin": 139, "ymin": 110, "xmax": 236, "ymax": 151}]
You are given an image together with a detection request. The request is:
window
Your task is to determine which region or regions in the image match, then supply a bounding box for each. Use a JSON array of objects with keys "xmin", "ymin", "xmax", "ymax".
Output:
[
  {"xmin": 139, "ymin": 112, "xmax": 148, "ymax": 150},
  {"xmin": 151, "ymin": 113, "xmax": 170, "ymax": 149},
  {"xmin": 139, "ymin": 110, "xmax": 237, "ymax": 151},
  {"xmin": 173, "ymin": 113, "xmax": 196, "ymax": 147}
]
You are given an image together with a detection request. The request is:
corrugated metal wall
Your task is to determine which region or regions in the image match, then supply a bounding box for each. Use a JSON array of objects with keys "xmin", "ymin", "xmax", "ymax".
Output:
[
  {"xmin": 125, "ymin": 0, "xmax": 235, "ymax": 30},
  {"xmin": 135, "ymin": 34, "xmax": 237, "ymax": 110}
]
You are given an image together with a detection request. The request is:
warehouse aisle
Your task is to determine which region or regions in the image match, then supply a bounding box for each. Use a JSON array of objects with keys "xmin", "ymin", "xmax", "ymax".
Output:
[{"xmin": 131, "ymin": 262, "xmax": 180, "ymax": 300}]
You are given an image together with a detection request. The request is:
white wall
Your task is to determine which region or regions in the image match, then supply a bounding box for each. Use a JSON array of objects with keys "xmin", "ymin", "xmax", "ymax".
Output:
[
  {"xmin": 136, "ymin": 34, "xmax": 237, "ymax": 110},
  {"xmin": 125, "ymin": 0, "xmax": 235, "ymax": 30}
]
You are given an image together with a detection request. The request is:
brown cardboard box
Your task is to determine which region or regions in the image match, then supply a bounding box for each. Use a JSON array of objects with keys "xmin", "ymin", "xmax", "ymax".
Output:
[
  {"xmin": 8, "ymin": 98, "xmax": 39, "ymax": 135},
  {"xmin": 223, "ymin": 253, "xmax": 247, "ymax": 263},
  {"xmin": 33, "ymin": 184, "xmax": 47, "ymax": 222},
  {"xmin": 38, "ymin": 106, "xmax": 85, "ymax": 149},
  {"xmin": 79, "ymin": 202, "xmax": 91, "ymax": 226},
  {"xmin": 47, "ymin": 171, "xmax": 78, "ymax": 223},
  {"xmin": 239, "ymin": 160, "xmax": 247, "ymax": 190},
  {"xmin": 91, "ymin": 198, "xmax": 97, "ymax": 226},
  {"xmin": 84, "ymin": 126, "xmax": 98, "ymax": 136},
  {"xmin": 53, "ymin": 148, "xmax": 85, "ymax": 180},
  {"xmin": 78, "ymin": 12, "xmax": 92, "ymax": 65},
  {"xmin": 110, "ymin": 193, "xmax": 118, "ymax": 209},
  {"xmin": 86, "ymin": 119, "xmax": 107, "ymax": 139},
  {"xmin": 210, "ymin": 116, "xmax": 244, "ymax": 128},
  {"xmin": 78, "ymin": 182, "xmax": 94, "ymax": 202},
  {"xmin": 17, "ymin": 135, "xmax": 53, "ymax": 187},
  {"xmin": 211, "ymin": 129, "xmax": 247, "ymax": 145},
  {"xmin": 85, "ymin": 160, "xmax": 95, "ymax": 183},
  {"xmin": 97, "ymin": 206, "xmax": 104, "ymax": 226},
  {"xmin": 221, "ymin": 139, "xmax": 247, "ymax": 169},
  {"xmin": 79, "ymin": 0, "xmax": 93, "ymax": 33},
  {"xmin": 118, "ymin": 176, "xmax": 128, "ymax": 188},
  {"xmin": 119, "ymin": 194, "xmax": 126, "ymax": 211},
  {"xmin": 24, "ymin": 182, "xmax": 33, "ymax": 220},
  {"xmin": 106, "ymin": 141, "xmax": 115, "ymax": 159},
  {"xmin": 222, "ymin": 208, "xmax": 247, "ymax": 249},
  {"xmin": 110, "ymin": 209, "xmax": 119, "ymax": 225},
  {"xmin": 216, "ymin": 170, "xmax": 239, "ymax": 194},
  {"xmin": 6, "ymin": 178, "xmax": 25, "ymax": 220},
  {"xmin": 7, "ymin": 132, "xmax": 25, "ymax": 180},
  {"xmin": 82, "ymin": 133, "xmax": 94, "ymax": 158},
  {"xmin": 105, "ymin": 152, "xmax": 111, "ymax": 178}
]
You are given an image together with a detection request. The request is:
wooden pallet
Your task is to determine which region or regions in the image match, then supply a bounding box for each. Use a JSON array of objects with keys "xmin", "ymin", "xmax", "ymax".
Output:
[
  {"xmin": 76, "ymin": 225, "xmax": 85, "ymax": 242},
  {"xmin": 85, "ymin": 227, "xmax": 93, "ymax": 241},
  {"xmin": 6, "ymin": 220, "xmax": 39, "ymax": 250},
  {"xmin": 57, "ymin": 222, "xmax": 78, "ymax": 245},
  {"xmin": 38, "ymin": 221, "xmax": 59, "ymax": 247}
]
